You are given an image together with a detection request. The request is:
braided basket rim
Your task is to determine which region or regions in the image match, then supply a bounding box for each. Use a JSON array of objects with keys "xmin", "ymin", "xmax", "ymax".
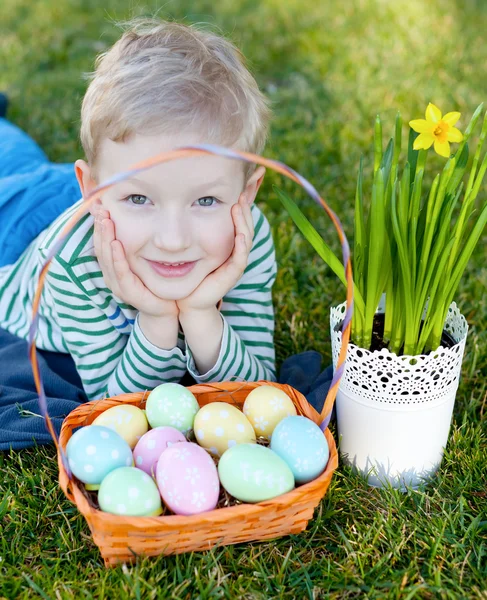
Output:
[{"xmin": 58, "ymin": 380, "xmax": 338, "ymax": 525}]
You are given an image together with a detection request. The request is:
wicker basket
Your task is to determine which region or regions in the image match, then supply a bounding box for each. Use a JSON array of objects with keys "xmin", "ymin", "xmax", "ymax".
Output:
[
  {"xmin": 29, "ymin": 145, "xmax": 353, "ymax": 567},
  {"xmin": 58, "ymin": 381, "xmax": 338, "ymax": 566}
]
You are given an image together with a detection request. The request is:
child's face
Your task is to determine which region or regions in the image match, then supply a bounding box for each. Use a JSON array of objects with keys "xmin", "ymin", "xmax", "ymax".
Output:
[{"xmin": 76, "ymin": 132, "xmax": 264, "ymax": 301}]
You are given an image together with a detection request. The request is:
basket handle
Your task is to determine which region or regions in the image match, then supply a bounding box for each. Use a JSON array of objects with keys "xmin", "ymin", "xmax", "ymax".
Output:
[
  {"xmin": 28, "ymin": 144, "xmax": 353, "ymax": 477},
  {"xmin": 59, "ymin": 459, "xmax": 76, "ymax": 503}
]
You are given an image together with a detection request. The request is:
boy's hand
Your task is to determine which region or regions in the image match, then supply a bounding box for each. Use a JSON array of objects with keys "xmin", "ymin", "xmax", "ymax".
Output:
[
  {"xmin": 177, "ymin": 197, "xmax": 254, "ymax": 315},
  {"xmin": 94, "ymin": 209, "xmax": 179, "ymax": 319}
]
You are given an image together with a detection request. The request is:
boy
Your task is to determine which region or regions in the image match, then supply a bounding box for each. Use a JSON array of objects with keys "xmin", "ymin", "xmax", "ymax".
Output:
[{"xmin": 0, "ymin": 18, "xmax": 277, "ymax": 408}]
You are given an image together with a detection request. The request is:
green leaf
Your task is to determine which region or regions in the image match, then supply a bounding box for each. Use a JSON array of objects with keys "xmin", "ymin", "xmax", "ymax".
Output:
[
  {"xmin": 380, "ymin": 138, "xmax": 395, "ymax": 190},
  {"xmin": 393, "ymin": 112, "xmax": 403, "ymax": 167},
  {"xmin": 446, "ymin": 142, "xmax": 469, "ymax": 196},
  {"xmin": 447, "ymin": 202, "xmax": 487, "ymax": 302},
  {"xmin": 374, "ymin": 114, "xmax": 382, "ymax": 173},
  {"xmin": 407, "ymin": 128, "xmax": 419, "ymax": 186},
  {"xmin": 416, "ymin": 154, "xmax": 456, "ymax": 303},
  {"xmin": 416, "ymin": 236, "xmax": 456, "ymax": 353},
  {"xmin": 364, "ymin": 168, "xmax": 386, "ymax": 348},
  {"xmin": 390, "ymin": 179, "xmax": 414, "ymax": 353},
  {"xmin": 354, "ymin": 156, "xmax": 367, "ymax": 298},
  {"xmin": 274, "ymin": 186, "xmax": 365, "ymax": 317}
]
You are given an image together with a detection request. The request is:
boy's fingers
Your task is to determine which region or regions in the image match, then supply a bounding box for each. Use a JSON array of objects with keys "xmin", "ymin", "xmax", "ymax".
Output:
[
  {"xmin": 236, "ymin": 233, "xmax": 250, "ymax": 264},
  {"xmin": 93, "ymin": 218, "xmax": 102, "ymax": 262},
  {"xmin": 112, "ymin": 240, "xmax": 144, "ymax": 306},
  {"xmin": 111, "ymin": 240, "xmax": 131, "ymax": 282},
  {"xmin": 100, "ymin": 218, "xmax": 119, "ymax": 288},
  {"xmin": 112, "ymin": 242, "xmax": 162, "ymax": 313},
  {"xmin": 239, "ymin": 199, "xmax": 254, "ymax": 238},
  {"xmin": 93, "ymin": 209, "xmax": 108, "ymax": 260},
  {"xmin": 234, "ymin": 206, "xmax": 252, "ymax": 253},
  {"xmin": 93, "ymin": 212, "xmax": 171, "ymax": 315},
  {"xmin": 225, "ymin": 233, "xmax": 248, "ymax": 280},
  {"xmin": 100, "ymin": 219, "xmax": 112, "ymax": 268}
]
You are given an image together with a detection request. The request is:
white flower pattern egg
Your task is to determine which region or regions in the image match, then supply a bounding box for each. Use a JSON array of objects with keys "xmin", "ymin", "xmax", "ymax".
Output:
[
  {"xmin": 98, "ymin": 466, "xmax": 163, "ymax": 516},
  {"xmin": 242, "ymin": 386, "xmax": 297, "ymax": 440},
  {"xmin": 133, "ymin": 426, "xmax": 186, "ymax": 477},
  {"xmin": 218, "ymin": 443, "xmax": 295, "ymax": 503},
  {"xmin": 193, "ymin": 402, "xmax": 256, "ymax": 457},
  {"xmin": 155, "ymin": 442, "xmax": 219, "ymax": 515},
  {"xmin": 145, "ymin": 383, "xmax": 199, "ymax": 433}
]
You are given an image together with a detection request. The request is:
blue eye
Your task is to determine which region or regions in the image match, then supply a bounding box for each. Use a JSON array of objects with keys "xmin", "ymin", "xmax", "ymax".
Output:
[
  {"xmin": 126, "ymin": 194, "xmax": 149, "ymax": 206},
  {"xmin": 197, "ymin": 196, "xmax": 219, "ymax": 207}
]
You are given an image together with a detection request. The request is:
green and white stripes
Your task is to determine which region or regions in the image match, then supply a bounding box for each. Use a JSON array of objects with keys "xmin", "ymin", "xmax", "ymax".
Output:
[{"xmin": 0, "ymin": 199, "xmax": 277, "ymax": 400}]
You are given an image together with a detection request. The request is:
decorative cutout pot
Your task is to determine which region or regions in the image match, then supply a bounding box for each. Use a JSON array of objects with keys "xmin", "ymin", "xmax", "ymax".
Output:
[{"xmin": 330, "ymin": 301, "xmax": 468, "ymax": 489}]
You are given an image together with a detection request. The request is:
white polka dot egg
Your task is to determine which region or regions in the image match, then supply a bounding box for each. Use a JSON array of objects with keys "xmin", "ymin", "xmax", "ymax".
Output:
[
  {"xmin": 92, "ymin": 405, "xmax": 148, "ymax": 449},
  {"xmin": 271, "ymin": 416, "xmax": 329, "ymax": 484},
  {"xmin": 66, "ymin": 425, "xmax": 134, "ymax": 489},
  {"xmin": 243, "ymin": 385, "xmax": 297, "ymax": 440},
  {"xmin": 193, "ymin": 402, "xmax": 256, "ymax": 457}
]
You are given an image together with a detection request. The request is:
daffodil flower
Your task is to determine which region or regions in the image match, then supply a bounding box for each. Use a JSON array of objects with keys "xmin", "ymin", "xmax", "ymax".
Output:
[{"xmin": 409, "ymin": 103, "xmax": 463, "ymax": 158}]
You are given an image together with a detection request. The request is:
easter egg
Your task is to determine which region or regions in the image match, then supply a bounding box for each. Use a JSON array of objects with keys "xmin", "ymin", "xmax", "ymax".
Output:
[
  {"xmin": 156, "ymin": 442, "xmax": 219, "ymax": 515},
  {"xmin": 92, "ymin": 405, "xmax": 148, "ymax": 449},
  {"xmin": 133, "ymin": 426, "xmax": 186, "ymax": 477},
  {"xmin": 270, "ymin": 416, "xmax": 329, "ymax": 484},
  {"xmin": 218, "ymin": 443, "xmax": 294, "ymax": 503},
  {"xmin": 145, "ymin": 383, "xmax": 199, "ymax": 433},
  {"xmin": 66, "ymin": 425, "xmax": 133, "ymax": 488},
  {"xmin": 98, "ymin": 467, "xmax": 163, "ymax": 516},
  {"xmin": 243, "ymin": 386, "xmax": 297, "ymax": 439},
  {"xmin": 193, "ymin": 402, "xmax": 256, "ymax": 457}
]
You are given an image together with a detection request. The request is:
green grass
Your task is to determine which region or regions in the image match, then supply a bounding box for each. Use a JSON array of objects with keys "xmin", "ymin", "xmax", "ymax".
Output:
[{"xmin": 1, "ymin": 0, "xmax": 487, "ymax": 597}]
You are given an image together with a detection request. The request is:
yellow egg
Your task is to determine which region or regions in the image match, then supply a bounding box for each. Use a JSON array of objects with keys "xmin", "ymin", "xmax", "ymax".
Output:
[
  {"xmin": 92, "ymin": 405, "xmax": 149, "ymax": 449},
  {"xmin": 193, "ymin": 402, "xmax": 256, "ymax": 457},
  {"xmin": 243, "ymin": 386, "xmax": 297, "ymax": 439}
]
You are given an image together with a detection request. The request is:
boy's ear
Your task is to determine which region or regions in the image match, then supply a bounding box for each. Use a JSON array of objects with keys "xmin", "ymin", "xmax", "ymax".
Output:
[
  {"xmin": 240, "ymin": 166, "xmax": 266, "ymax": 205},
  {"xmin": 74, "ymin": 159, "xmax": 101, "ymax": 216}
]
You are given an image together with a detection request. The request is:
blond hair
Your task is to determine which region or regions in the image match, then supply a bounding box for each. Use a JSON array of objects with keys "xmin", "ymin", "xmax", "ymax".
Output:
[{"xmin": 80, "ymin": 17, "xmax": 271, "ymax": 181}]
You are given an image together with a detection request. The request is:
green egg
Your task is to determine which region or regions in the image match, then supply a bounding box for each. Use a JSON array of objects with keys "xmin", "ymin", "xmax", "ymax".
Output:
[
  {"xmin": 98, "ymin": 467, "xmax": 163, "ymax": 516},
  {"xmin": 218, "ymin": 443, "xmax": 295, "ymax": 503},
  {"xmin": 145, "ymin": 383, "xmax": 199, "ymax": 433}
]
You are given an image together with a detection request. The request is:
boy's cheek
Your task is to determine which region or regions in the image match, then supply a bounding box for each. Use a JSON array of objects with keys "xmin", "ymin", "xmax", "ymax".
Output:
[{"xmin": 214, "ymin": 229, "xmax": 236, "ymax": 261}]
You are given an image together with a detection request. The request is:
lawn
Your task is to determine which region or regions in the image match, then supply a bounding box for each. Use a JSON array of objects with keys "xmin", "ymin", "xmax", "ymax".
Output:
[{"xmin": 1, "ymin": 0, "xmax": 486, "ymax": 598}]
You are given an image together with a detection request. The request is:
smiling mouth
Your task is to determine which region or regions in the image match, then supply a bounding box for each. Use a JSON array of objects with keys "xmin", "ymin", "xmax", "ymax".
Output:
[
  {"xmin": 150, "ymin": 260, "xmax": 194, "ymax": 266},
  {"xmin": 146, "ymin": 259, "xmax": 198, "ymax": 278}
]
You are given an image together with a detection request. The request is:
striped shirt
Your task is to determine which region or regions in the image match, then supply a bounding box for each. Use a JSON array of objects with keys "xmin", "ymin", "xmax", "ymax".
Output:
[{"xmin": 0, "ymin": 199, "xmax": 277, "ymax": 401}]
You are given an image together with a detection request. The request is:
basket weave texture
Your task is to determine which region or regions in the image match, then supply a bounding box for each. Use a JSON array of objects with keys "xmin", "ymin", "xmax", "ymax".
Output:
[{"xmin": 58, "ymin": 380, "xmax": 338, "ymax": 566}]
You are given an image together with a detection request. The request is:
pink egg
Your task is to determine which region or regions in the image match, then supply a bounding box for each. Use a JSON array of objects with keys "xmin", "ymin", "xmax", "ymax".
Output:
[
  {"xmin": 133, "ymin": 426, "xmax": 186, "ymax": 477},
  {"xmin": 156, "ymin": 442, "xmax": 220, "ymax": 515}
]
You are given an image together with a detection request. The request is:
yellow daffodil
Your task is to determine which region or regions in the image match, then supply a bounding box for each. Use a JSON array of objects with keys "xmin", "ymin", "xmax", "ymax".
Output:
[{"xmin": 409, "ymin": 103, "xmax": 463, "ymax": 158}]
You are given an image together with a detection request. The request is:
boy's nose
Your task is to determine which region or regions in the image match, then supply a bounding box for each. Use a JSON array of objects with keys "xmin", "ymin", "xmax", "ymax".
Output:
[{"xmin": 152, "ymin": 216, "xmax": 191, "ymax": 252}]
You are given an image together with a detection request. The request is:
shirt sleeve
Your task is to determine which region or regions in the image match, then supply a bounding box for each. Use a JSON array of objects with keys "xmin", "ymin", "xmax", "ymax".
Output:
[
  {"xmin": 185, "ymin": 205, "xmax": 277, "ymax": 383},
  {"xmin": 44, "ymin": 255, "xmax": 187, "ymax": 401}
]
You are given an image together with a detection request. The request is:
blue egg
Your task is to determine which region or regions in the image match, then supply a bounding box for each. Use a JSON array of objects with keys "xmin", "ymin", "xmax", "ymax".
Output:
[
  {"xmin": 270, "ymin": 416, "xmax": 329, "ymax": 484},
  {"xmin": 66, "ymin": 425, "xmax": 134, "ymax": 486}
]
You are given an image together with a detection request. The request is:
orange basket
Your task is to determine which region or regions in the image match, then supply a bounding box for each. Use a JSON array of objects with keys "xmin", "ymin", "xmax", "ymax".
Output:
[
  {"xmin": 29, "ymin": 144, "xmax": 353, "ymax": 567},
  {"xmin": 58, "ymin": 382, "xmax": 338, "ymax": 566}
]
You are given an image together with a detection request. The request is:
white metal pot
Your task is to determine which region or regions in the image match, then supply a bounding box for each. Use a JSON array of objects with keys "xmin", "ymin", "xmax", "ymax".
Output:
[{"xmin": 330, "ymin": 301, "xmax": 468, "ymax": 489}]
